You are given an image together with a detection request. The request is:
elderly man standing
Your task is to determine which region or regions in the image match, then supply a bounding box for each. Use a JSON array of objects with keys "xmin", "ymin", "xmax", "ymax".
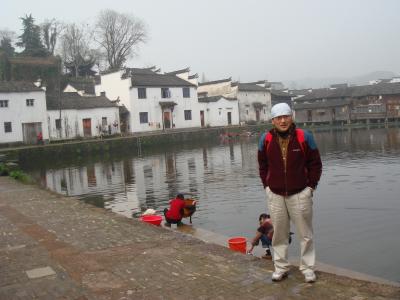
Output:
[{"xmin": 258, "ymin": 103, "xmax": 322, "ymax": 283}]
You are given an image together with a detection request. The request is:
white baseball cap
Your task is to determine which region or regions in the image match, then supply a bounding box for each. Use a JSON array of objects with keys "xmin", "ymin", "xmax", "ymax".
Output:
[{"xmin": 271, "ymin": 103, "xmax": 292, "ymax": 118}]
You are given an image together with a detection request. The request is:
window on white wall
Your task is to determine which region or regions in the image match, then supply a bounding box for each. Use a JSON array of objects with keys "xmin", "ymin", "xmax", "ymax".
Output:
[
  {"xmin": 139, "ymin": 112, "xmax": 148, "ymax": 124},
  {"xmin": 4, "ymin": 122, "xmax": 12, "ymax": 133},
  {"xmin": 0, "ymin": 100, "xmax": 9, "ymax": 107},
  {"xmin": 219, "ymin": 108, "xmax": 222, "ymax": 116},
  {"xmin": 26, "ymin": 99, "xmax": 34, "ymax": 106},
  {"xmin": 138, "ymin": 88, "xmax": 147, "ymax": 99},
  {"xmin": 55, "ymin": 119, "xmax": 61, "ymax": 130},
  {"xmin": 161, "ymin": 88, "xmax": 171, "ymax": 98},
  {"xmin": 184, "ymin": 110, "xmax": 192, "ymax": 120},
  {"xmin": 102, "ymin": 117, "xmax": 107, "ymax": 126},
  {"xmin": 183, "ymin": 87, "xmax": 190, "ymax": 98}
]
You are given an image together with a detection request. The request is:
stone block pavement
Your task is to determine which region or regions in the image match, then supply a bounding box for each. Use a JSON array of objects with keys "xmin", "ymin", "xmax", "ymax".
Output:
[{"xmin": 0, "ymin": 177, "xmax": 399, "ymax": 300}]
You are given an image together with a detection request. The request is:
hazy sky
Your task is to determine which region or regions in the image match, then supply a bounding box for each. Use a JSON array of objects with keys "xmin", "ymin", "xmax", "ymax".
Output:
[{"xmin": 2, "ymin": 0, "xmax": 400, "ymax": 84}]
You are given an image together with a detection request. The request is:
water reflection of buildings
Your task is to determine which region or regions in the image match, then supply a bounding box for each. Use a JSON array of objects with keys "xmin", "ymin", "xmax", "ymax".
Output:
[{"xmin": 44, "ymin": 141, "xmax": 248, "ymax": 218}]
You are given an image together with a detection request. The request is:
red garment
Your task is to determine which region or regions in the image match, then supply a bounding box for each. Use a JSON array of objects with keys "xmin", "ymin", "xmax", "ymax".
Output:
[
  {"xmin": 165, "ymin": 198, "xmax": 186, "ymax": 221},
  {"xmin": 257, "ymin": 219, "xmax": 273, "ymax": 240},
  {"xmin": 258, "ymin": 125, "xmax": 322, "ymax": 196}
]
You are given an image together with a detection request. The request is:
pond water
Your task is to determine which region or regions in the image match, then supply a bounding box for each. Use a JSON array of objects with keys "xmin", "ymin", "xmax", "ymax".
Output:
[{"xmin": 24, "ymin": 125, "xmax": 400, "ymax": 283}]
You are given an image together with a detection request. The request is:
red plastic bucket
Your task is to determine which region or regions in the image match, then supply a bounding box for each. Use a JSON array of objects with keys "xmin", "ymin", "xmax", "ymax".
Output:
[
  {"xmin": 141, "ymin": 215, "xmax": 162, "ymax": 226},
  {"xmin": 228, "ymin": 237, "xmax": 247, "ymax": 253}
]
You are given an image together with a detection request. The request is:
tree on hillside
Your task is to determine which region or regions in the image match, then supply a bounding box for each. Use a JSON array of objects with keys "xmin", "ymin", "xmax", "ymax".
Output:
[
  {"xmin": 94, "ymin": 9, "xmax": 147, "ymax": 70},
  {"xmin": 0, "ymin": 30, "xmax": 16, "ymax": 80},
  {"xmin": 41, "ymin": 19, "xmax": 62, "ymax": 55},
  {"xmin": 17, "ymin": 14, "xmax": 48, "ymax": 57},
  {"xmin": 60, "ymin": 23, "xmax": 96, "ymax": 77},
  {"xmin": 0, "ymin": 29, "xmax": 16, "ymax": 57}
]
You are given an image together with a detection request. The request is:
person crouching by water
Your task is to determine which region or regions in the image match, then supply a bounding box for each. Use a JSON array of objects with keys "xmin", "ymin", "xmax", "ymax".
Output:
[
  {"xmin": 164, "ymin": 194, "xmax": 195, "ymax": 226},
  {"xmin": 247, "ymin": 213, "xmax": 294, "ymax": 259},
  {"xmin": 247, "ymin": 213, "xmax": 274, "ymax": 259}
]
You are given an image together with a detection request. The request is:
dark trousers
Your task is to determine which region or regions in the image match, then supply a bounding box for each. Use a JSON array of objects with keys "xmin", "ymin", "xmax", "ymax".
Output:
[{"xmin": 163, "ymin": 208, "xmax": 182, "ymax": 224}]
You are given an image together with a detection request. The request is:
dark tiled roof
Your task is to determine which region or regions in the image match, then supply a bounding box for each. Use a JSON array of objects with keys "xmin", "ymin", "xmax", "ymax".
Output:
[
  {"xmin": 294, "ymin": 99, "xmax": 351, "ymax": 109},
  {"xmin": 198, "ymin": 77, "xmax": 231, "ymax": 86},
  {"xmin": 125, "ymin": 67, "xmax": 157, "ymax": 76},
  {"xmin": 68, "ymin": 80, "xmax": 96, "ymax": 95},
  {"xmin": 0, "ymin": 81, "xmax": 44, "ymax": 93},
  {"xmin": 188, "ymin": 73, "xmax": 198, "ymax": 79},
  {"xmin": 131, "ymin": 74, "xmax": 195, "ymax": 87},
  {"xmin": 351, "ymin": 82, "xmax": 400, "ymax": 97},
  {"xmin": 198, "ymin": 95, "xmax": 237, "ymax": 103},
  {"xmin": 164, "ymin": 67, "xmax": 190, "ymax": 75},
  {"xmin": 119, "ymin": 105, "xmax": 129, "ymax": 115},
  {"xmin": 46, "ymin": 92, "xmax": 117, "ymax": 110},
  {"xmin": 236, "ymin": 83, "xmax": 267, "ymax": 92},
  {"xmin": 295, "ymin": 87, "xmax": 352, "ymax": 102},
  {"xmin": 296, "ymin": 82, "xmax": 400, "ymax": 101},
  {"xmin": 271, "ymin": 89, "xmax": 291, "ymax": 97}
]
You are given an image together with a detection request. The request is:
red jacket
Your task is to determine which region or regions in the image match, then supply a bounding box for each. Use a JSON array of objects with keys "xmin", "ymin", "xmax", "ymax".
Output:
[
  {"xmin": 258, "ymin": 125, "xmax": 322, "ymax": 196},
  {"xmin": 165, "ymin": 198, "xmax": 186, "ymax": 221}
]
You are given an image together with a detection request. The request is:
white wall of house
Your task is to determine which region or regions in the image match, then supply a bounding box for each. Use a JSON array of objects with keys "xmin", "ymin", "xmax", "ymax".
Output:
[
  {"xmin": 47, "ymin": 107, "xmax": 120, "ymax": 139},
  {"xmin": 130, "ymin": 86, "xmax": 201, "ymax": 132},
  {"xmin": 0, "ymin": 90, "xmax": 48, "ymax": 144},
  {"xmin": 237, "ymin": 91, "xmax": 271, "ymax": 122},
  {"xmin": 95, "ymin": 71, "xmax": 131, "ymax": 122},
  {"xmin": 198, "ymin": 98, "xmax": 240, "ymax": 127}
]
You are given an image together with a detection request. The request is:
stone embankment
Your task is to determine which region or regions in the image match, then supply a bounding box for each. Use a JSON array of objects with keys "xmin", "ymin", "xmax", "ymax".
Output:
[{"xmin": 0, "ymin": 176, "xmax": 399, "ymax": 299}]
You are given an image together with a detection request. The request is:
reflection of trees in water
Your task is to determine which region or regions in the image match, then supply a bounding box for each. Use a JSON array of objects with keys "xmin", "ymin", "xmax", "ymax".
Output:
[
  {"xmin": 187, "ymin": 158, "xmax": 198, "ymax": 194},
  {"xmin": 143, "ymin": 164, "xmax": 156, "ymax": 209},
  {"xmin": 165, "ymin": 153, "xmax": 178, "ymax": 199},
  {"xmin": 202, "ymin": 148, "xmax": 208, "ymax": 168},
  {"xmin": 123, "ymin": 159, "xmax": 135, "ymax": 184}
]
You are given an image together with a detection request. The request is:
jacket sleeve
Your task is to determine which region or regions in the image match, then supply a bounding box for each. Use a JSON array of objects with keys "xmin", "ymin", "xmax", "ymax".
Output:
[
  {"xmin": 304, "ymin": 131, "xmax": 322, "ymax": 189},
  {"xmin": 258, "ymin": 133, "xmax": 268, "ymax": 188}
]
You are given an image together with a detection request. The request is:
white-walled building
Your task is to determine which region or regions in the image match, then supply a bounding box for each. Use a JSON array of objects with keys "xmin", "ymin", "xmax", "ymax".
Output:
[
  {"xmin": 0, "ymin": 81, "xmax": 48, "ymax": 144},
  {"xmin": 198, "ymin": 78, "xmax": 271, "ymax": 123},
  {"xmin": 95, "ymin": 67, "xmax": 201, "ymax": 132},
  {"xmin": 46, "ymin": 92, "xmax": 120, "ymax": 140},
  {"xmin": 198, "ymin": 95, "xmax": 239, "ymax": 127}
]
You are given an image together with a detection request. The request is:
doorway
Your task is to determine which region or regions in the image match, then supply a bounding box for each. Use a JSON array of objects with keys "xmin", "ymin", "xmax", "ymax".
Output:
[
  {"xmin": 200, "ymin": 110, "xmax": 205, "ymax": 127},
  {"xmin": 22, "ymin": 122, "xmax": 42, "ymax": 144},
  {"xmin": 82, "ymin": 118, "xmax": 92, "ymax": 137},
  {"xmin": 163, "ymin": 111, "xmax": 171, "ymax": 129},
  {"xmin": 227, "ymin": 112, "xmax": 232, "ymax": 125}
]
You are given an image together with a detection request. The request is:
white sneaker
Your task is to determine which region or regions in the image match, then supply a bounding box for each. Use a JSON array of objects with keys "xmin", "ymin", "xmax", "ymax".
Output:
[
  {"xmin": 271, "ymin": 270, "xmax": 288, "ymax": 282},
  {"xmin": 303, "ymin": 270, "xmax": 316, "ymax": 283}
]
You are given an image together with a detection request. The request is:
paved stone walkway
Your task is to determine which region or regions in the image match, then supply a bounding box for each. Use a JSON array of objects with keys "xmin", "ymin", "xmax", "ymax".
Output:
[{"xmin": 0, "ymin": 177, "xmax": 399, "ymax": 300}]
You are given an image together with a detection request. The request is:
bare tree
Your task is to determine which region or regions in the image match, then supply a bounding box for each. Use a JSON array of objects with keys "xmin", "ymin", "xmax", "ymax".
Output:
[
  {"xmin": 41, "ymin": 19, "xmax": 62, "ymax": 55},
  {"xmin": 94, "ymin": 9, "xmax": 147, "ymax": 70},
  {"xmin": 60, "ymin": 23, "xmax": 94, "ymax": 77}
]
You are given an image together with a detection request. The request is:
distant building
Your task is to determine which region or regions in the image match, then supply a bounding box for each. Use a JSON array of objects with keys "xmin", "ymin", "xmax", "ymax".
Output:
[
  {"xmin": 198, "ymin": 78, "xmax": 271, "ymax": 123},
  {"xmin": 293, "ymin": 82, "xmax": 400, "ymax": 124},
  {"xmin": 270, "ymin": 89, "xmax": 293, "ymax": 107},
  {"xmin": 95, "ymin": 67, "xmax": 201, "ymax": 132},
  {"xmin": 0, "ymin": 81, "xmax": 48, "ymax": 144},
  {"xmin": 46, "ymin": 92, "xmax": 120, "ymax": 139},
  {"xmin": 198, "ymin": 95, "xmax": 239, "ymax": 127}
]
